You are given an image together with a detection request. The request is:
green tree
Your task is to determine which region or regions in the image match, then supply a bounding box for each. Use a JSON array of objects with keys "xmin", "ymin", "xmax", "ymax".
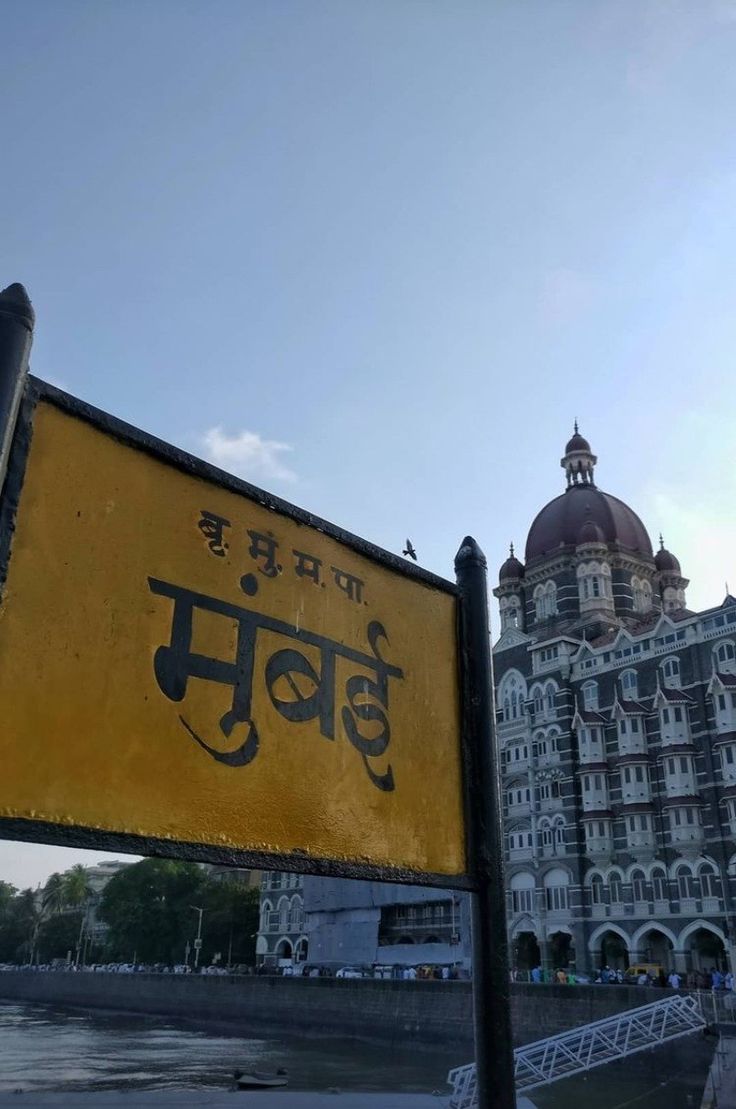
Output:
[
  {"xmin": 36, "ymin": 910, "xmax": 83, "ymax": 964},
  {"xmin": 42, "ymin": 872, "xmax": 66, "ymax": 916},
  {"xmin": 200, "ymin": 882, "xmax": 259, "ymax": 967},
  {"xmin": 0, "ymin": 889, "xmax": 43, "ymax": 963},
  {"xmin": 0, "ymin": 880, "xmax": 17, "ymax": 922},
  {"xmin": 62, "ymin": 864, "xmax": 92, "ymax": 909},
  {"xmin": 99, "ymin": 858, "xmax": 207, "ymax": 964}
]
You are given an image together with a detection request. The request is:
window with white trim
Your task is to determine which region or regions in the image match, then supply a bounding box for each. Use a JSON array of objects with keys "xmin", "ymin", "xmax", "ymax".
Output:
[
  {"xmin": 631, "ymin": 870, "xmax": 647, "ymax": 902},
  {"xmin": 699, "ymin": 865, "xmax": 721, "ymax": 901},
  {"xmin": 578, "ymin": 725, "xmax": 604, "ymax": 761},
  {"xmin": 507, "ymin": 785, "xmax": 531, "ymax": 807},
  {"xmin": 500, "ymin": 673, "xmax": 526, "ymax": 721},
  {"xmin": 583, "ymin": 681, "xmax": 599, "ymax": 712},
  {"xmin": 715, "ymin": 641, "xmax": 736, "ymax": 675},
  {"xmin": 661, "ymin": 657, "xmax": 680, "ymax": 689},
  {"xmin": 651, "ymin": 869, "xmax": 668, "ymax": 902},
  {"xmin": 511, "ymin": 887, "xmax": 534, "ymax": 913},
  {"xmin": 714, "ymin": 688, "xmax": 736, "ymax": 732},
  {"xmin": 621, "ymin": 670, "xmax": 638, "ymax": 700},
  {"xmin": 676, "ymin": 866, "xmax": 696, "ymax": 900}
]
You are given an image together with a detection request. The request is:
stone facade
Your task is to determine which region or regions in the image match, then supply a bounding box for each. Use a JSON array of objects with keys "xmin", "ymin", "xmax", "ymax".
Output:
[
  {"xmin": 255, "ymin": 871, "xmax": 308, "ymax": 966},
  {"xmin": 493, "ymin": 427, "xmax": 736, "ymax": 975}
]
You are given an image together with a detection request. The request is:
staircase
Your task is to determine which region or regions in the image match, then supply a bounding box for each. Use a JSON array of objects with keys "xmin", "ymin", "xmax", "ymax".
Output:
[{"xmin": 447, "ymin": 993, "xmax": 706, "ymax": 1107}]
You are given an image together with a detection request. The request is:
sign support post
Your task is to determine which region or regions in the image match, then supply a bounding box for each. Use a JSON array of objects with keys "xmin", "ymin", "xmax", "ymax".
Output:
[
  {"xmin": 456, "ymin": 535, "xmax": 516, "ymax": 1109},
  {"xmin": 0, "ymin": 283, "xmax": 34, "ymax": 494}
]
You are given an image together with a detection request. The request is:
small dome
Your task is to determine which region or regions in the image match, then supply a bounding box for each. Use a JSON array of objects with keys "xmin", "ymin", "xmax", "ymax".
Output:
[
  {"xmin": 565, "ymin": 431, "xmax": 592, "ymax": 454},
  {"xmin": 655, "ymin": 536, "xmax": 681, "ymax": 574},
  {"xmin": 499, "ymin": 543, "xmax": 524, "ymax": 582},
  {"xmin": 577, "ymin": 516, "xmax": 606, "ymax": 546}
]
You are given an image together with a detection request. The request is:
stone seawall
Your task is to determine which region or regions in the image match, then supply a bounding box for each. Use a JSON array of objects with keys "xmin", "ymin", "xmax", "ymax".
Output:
[{"xmin": 0, "ymin": 972, "xmax": 674, "ymax": 1049}]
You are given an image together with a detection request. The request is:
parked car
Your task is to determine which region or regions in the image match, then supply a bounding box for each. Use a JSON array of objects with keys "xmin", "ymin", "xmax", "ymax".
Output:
[{"xmin": 336, "ymin": 966, "xmax": 365, "ymax": 979}]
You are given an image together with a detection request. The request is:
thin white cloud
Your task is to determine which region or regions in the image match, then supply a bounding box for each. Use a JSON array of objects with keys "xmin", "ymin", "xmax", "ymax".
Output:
[{"xmin": 201, "ymin": 427, "xmax": 297, "ymax": 485}]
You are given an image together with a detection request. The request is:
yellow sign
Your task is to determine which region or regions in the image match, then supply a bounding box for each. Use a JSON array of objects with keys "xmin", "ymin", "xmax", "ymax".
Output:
[{"xmin": 0, "ymin": 394, "xmax": 465, "ymax": 879}]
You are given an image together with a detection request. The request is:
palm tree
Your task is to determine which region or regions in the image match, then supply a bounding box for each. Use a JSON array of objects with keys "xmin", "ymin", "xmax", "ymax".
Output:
[
  {"xmin": 16, "ymin": 889, "xmax": 43, "ymax": 964},
  {"xmin": 62, "ymin": 865, "xmax": 92, "ymax": 909},
  {"xmin": 42, "ymin": 873, "xmax": 65, "ymax": 916},
  {"xmin": 62, "ymin": 865, "xmax": 93, "ymax": 966}
]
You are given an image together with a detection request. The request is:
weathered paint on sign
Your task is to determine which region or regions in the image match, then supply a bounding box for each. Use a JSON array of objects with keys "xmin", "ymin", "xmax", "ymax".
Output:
[{"xmin": 0, "ymin": 396, "xmax": 465, "ymax": 879}]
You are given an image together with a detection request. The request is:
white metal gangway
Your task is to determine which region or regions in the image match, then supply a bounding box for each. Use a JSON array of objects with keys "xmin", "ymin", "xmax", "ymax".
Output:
[{"xmin": 447, "ymin": 993, "xmax": 706, "ymax": 1108}]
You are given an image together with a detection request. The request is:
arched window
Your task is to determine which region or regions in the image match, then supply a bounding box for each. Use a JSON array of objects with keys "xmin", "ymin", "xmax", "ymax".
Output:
[
  {"xmin": 545, "ymin": 683, "xmax": 556, "ymax": 714},
  {"xmin": 260, "ymin": 899, "xmax": 273, "ymax": 931},
  {"xmin": 632, "ymin": 577, "xmax": 652, "ymax": 613},
  {"xmin": 590, "ymin": 873, "xmax": 604, "ymax": 905},
  {"xmin": 543, "ymin": 868, "xmax": 570, "ymax": 911},
  {"xmin": 508, "ymin": 824, "xmax": 534, "ymax": 853},
  {"xmin": 699, "ymin": 863, "xmax": 722, "ymax": 902},
  {"xmin": 510, "ymin": 871, "xmax": 535, "ymax": 914},
  {"xmin": 675, "ymin": 865, "xmax": 696, "ymax": 901},
  {"xmin": 553, "ymin": 817, "xmax": 566, "ymax": 847},
  {"xmin": 583, "ymin": 681, "xmax": 599, "ymax": 712},
  {"xmin": 539, "ymin": 819, "xmax": 554, "ymax": 848},
  {"xmin": 631, "ymin": 870, "xmax": 647, "ymax": 903},
  {"xmin": 499, "ymin": 672, "xmax": 526, "ymax": 721},
  {"xmin": 715, "ymin": 641, "xmax": 736, "ymax": 674},
  {"xmin": 651, "ymin": 868, "xmax": 668, "ymax": 902},
  {"xmin": 632, "ymin": 576, "xmax": 643, "ymax": 612},
  {"xmin": 533, "ymin": 581, "xmax": 558, "ymax": 621},
  {"xmin": 500, "ymin": 595, "xmax": 521, "ymax": 630},
  {"xmin": 661, "ymin": 657, "xmax": 680, "ymax": 688},
  {"xmin": 578, "ymin": 561, "xmax": 612, "ymax": 605},
  {"xmin": 532, "ymin": 686, "xmax": 544, "ymax": 717},
  {"xmin": 621, "ymin": 670, "xmax": 638, "ymax": 700},
  {"xmin": 506, "ymin": 781, "xmax": 531, "ymax": 808},
  {"xmin": 609, "ymin": 872, "xmax": 623, "ymax": 904},
  {"xmin": 289, "ymin": 895, "xmax": 304, "ymax": 931}
]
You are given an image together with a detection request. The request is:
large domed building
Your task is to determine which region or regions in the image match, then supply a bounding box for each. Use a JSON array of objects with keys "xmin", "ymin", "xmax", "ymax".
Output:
[
  {"xmin": 492, "ymin": 427, "xmax": 736, "ymax": 979},
  {"xmin": 495, "ymin": 426, "xmax": 688, "ymax": 639}
]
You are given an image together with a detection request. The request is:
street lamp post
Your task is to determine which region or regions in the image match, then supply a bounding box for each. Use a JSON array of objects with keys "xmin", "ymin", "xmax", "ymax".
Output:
[{"xmin": 191, "ymin": 905, "xmax": 205, "ymax": 971}]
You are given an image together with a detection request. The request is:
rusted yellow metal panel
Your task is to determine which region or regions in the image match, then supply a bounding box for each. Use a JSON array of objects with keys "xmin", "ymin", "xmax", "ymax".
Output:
[{"xmin": 0, "ymin": 400, "xmax": 465, "ymax": 878}]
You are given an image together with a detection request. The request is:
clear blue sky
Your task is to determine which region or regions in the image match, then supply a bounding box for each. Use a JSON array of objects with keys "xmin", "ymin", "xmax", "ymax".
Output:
[{"xmin": 2, "ymin": 0, "xmax": 735, "ymax": 887}]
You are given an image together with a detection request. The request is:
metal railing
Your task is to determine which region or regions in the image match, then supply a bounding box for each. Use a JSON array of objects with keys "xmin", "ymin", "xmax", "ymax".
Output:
[{"xmin": 447, "ymin": 993, "xmax": 706, "ymax": 1107}]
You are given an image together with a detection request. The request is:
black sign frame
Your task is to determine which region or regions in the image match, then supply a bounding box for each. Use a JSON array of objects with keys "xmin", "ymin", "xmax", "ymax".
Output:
[{"xmin": 0, "ymin": 283, "xmax": 515, "ymax": 1108}]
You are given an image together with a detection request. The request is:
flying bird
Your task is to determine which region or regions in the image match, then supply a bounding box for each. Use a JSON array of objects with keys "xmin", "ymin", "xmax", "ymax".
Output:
[{"xmin": 403, "ymin": 539, "xmax": 417, "ymax": 561}]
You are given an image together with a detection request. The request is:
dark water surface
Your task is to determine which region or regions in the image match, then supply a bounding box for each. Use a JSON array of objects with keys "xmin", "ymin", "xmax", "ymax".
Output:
[
  {"xmin": 0, "ymin": 1003, "xmax": 457, "ymax": 1095},
  {"xmin": 0, "ymin": 1002, "xmax": 716, "ymax": 1106}
]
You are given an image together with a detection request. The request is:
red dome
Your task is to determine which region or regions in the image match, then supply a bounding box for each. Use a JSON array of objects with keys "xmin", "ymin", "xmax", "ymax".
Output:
[
  {"xmin": 525, "ymin": 484, "xmax": 653, "ymax": 563},
  {"xmin": 499, "ymin": 544, "xmax": 524, "ymax": 582},
  {"xmin": 655, "ymin": 546, "xmax": 681, "ymax": 573},
  {"xmin": 565, "ymin": 431, "xmax": 592, "ymax": 454}
]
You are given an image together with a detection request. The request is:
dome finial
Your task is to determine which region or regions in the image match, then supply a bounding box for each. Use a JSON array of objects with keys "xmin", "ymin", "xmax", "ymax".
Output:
[
  {"xmin": 561, "ymin": 424, "xmax": 597, "ymax": 488},
  {"xmin": 659, "ymin": 533, "xmax": 665, "ymax": 551},
  {"xmin": 509, "ymin": 541, "xmax": 515, "ymax": 557}
]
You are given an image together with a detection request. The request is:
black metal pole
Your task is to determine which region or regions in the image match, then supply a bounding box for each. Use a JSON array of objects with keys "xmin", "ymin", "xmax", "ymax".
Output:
[
  {"xmin": 455, "ymin": 535, "xmax": 516, "ymax": 1109},
  {"xmin": 0, "ymin": 283, "xmax": 34, "ymax": 494}
]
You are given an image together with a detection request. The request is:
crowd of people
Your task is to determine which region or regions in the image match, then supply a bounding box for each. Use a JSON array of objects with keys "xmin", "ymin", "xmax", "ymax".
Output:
[{"xmin": 521, "ymin": 964, "xmax": 735, "ymax": 989}]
